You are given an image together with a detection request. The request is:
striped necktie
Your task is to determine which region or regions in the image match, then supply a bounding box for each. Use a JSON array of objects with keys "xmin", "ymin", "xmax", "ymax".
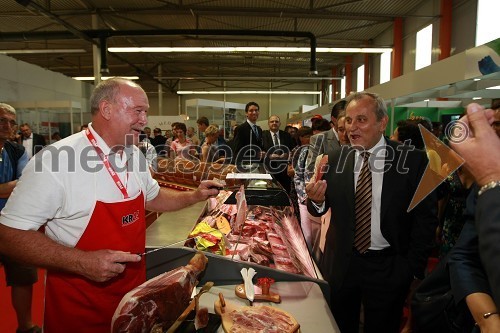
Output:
[
  {"xmin": 354, "ymin": 152, "xmax": 372, "ymax": 253},
  {"xmin": 273, "ymin": 133, "xmax": 279, "ymax": 146}
]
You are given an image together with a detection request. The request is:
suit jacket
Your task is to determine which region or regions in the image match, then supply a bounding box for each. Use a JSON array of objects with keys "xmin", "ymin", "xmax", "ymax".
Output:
[
  {"xmin": 232, "ymin": 121, "xmax": 263, "ymax": 165},
  {"xmin": 475, "ymin": 186, "xmax": 500, "ymax": 304},
  {"xmin": 261, "ymin": 129, "xmax": 294, "ymax": 191},
  {"xmin": 26, "ymin": 133, "xmax": 46, "ymax": 156},
  {"xmin": 305, "ymin": 129, "xmax": 340, "ymax": 178},
  {"xmin": 308, "ymin": 139, "xmax": 438, "ymax": 293},
  {"xmin": 261, "ymin": 129, "xmax": 294, "ymax": 152}
]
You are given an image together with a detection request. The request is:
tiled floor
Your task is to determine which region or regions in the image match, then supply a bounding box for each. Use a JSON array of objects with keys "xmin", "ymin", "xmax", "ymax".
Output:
[{"xmin": 145, "ymin": 201, "xmax": 206, "ymax": 248}]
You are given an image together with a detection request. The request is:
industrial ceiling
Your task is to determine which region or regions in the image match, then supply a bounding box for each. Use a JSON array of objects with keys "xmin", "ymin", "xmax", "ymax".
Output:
[{"xmin": 1, "ymin": 0, "xmax": 433, "ymax": 94}]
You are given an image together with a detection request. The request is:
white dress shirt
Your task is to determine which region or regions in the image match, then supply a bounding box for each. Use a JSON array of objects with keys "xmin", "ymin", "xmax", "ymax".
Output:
[{"xmin": 23, "ymin": 134, "xmax": 33, "ymax": 159}]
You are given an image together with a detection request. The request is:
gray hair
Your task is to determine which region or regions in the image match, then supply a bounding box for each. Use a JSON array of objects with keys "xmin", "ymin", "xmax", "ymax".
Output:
[
  {"xmin": 0, "ymin": 103, "xmax": 16, "ymax": 115},
  {"xmin": 90, "ymin": 77, "xmax": 142, "ymax": 115},
  {"xmin": 345, "ymin": 91, "xmax": 388, "ymax": 121}
]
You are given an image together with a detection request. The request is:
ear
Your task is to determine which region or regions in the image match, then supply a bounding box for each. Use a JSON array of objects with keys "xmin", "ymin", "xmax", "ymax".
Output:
[
  {"xmin": 379, "ymin": 115, "xmax": 389, "ymax": 133},
  {"xmin": 99, "ymin": 100, "xmax": 112, "ymax": 120}
]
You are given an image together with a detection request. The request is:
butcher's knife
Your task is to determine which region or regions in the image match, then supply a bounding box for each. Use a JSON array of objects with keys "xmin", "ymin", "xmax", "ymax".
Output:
[{"xmin": 138, "ymin": 226, "xmax": 228, "ymax": 257}]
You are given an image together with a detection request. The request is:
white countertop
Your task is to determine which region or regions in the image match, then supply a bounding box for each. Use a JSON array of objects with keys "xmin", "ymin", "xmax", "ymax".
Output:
[{"xmin": 196, "ymin": 281, "xmax": 339, "ymax": 333}]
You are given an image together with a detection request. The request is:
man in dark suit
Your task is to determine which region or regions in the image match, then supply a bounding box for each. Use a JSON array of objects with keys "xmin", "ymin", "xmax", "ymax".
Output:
[
  {"xmin": 232, "ymin": 101, "xmax": 264, "ymax": 169},
  {"xmin": 20, "ymin": 123, "xmax": 46, "ymax": 158},
  {"xmin": 305, "ymin": 99, "xmax": 346, "ymax": 179},
  {"xmin": 306, "ymin": 92, "xmax": 438, "ymax": 333},
  {"xmin": 262, "ymin": 115, "xmax": 294, "ymax": 192}
]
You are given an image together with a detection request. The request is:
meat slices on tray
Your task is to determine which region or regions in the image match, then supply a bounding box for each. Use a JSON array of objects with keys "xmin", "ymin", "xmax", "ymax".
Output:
[
  {"xmin": 111, "ymin": 252, "xmax": 208, "ymax": 333},
  {"xmin": 215, "ymin": 299, "xmax": 300, "ymax": 333}
]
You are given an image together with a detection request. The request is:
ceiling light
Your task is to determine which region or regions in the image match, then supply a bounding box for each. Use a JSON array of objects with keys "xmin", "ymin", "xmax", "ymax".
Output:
[
  {"xmin": 73, "ymin": 76, "xmax": 139, "ymax": 81},
  {"xmin": 472, "ymin": 97, "xmax": 482, "ymax": 100},
  {"xmin": 176, "ymin": 90, "xmax": 321, "ymax": 95},
  {"xmin": 486, "ymin": 85, "xmax": 500, "ymax": 89},
  {"xmin": 108, "ymin": 47, "xmax": 392, "ymax": 54},
  {"xmin": 0, "ymin": 49, "xmax": 86, "ymax": 54}
]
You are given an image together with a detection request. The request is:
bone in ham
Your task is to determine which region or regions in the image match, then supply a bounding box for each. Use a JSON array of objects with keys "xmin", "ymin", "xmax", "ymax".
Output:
[{"xmin": 111, "ymin": 252, "xmax": 208, "ymax": 333}]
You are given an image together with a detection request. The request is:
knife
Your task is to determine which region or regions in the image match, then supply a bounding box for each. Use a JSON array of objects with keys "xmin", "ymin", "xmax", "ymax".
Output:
[{"xmin": 139, "ymin": 227, "xmax": 223, "ymax": 256}]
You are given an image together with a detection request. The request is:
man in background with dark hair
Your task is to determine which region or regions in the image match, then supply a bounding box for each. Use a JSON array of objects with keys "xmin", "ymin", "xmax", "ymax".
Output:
[
  {"xmin": 20, "ymin": 123, "xmax": 46, "ymax": 159},
  {"xmin": 150, "ymin": 127, "xmax": 167, "ymax": 156},
  {"xmin": 196, "ymin": 116, "xmax": 209, "ymax": 146},
  {"xmin": 232, "ymin": 101, "xmax": 264, "ymax": 168},
  {"xmin": 305, "ymin": 99, "xmax": 346, "ymax": 179}
]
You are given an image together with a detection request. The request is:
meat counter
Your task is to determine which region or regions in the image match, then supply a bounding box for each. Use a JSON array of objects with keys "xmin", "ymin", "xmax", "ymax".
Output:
[{"xmin": 150, "ymin": 163, "xmax": 329, "ymax": 303}]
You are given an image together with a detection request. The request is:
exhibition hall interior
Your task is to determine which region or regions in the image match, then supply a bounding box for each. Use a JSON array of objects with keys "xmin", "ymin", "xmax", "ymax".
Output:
[{"xmin": 0, "ymin": 0, "xmax": 499, "ymax": 332}]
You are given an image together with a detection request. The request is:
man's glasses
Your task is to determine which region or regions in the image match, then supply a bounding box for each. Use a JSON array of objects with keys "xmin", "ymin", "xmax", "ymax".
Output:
[{"xmin": 0, "ymin": 118, "xmax": 17, "ymax": 126}]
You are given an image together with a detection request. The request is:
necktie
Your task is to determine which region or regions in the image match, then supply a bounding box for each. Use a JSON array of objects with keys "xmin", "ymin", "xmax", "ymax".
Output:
[
  {"xmin": 354, "ymin": 152, "xmax": 372, "ymax": 253},
  {"xmin": 252, "ymin": 125, "xmax": 259, "ymax": 140},
  {"xmin": 273, "ymin": 133, "xmax": 279, "ymax": 146}
]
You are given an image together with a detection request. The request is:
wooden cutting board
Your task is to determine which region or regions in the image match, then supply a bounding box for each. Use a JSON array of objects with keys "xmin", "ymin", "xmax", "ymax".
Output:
[{"xmin": 214, "ymin": 299, "xmax": 300, "ymax": 333}]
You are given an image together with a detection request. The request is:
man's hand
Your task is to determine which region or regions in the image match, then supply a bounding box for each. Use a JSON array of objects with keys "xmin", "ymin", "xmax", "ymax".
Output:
[
  {"xmin": 196, "ymin": 180, "xmax": 223, "ymax": 199},
  {"xmin": 450, "ymin": 103, "xmax": 500, "ymax": 186},
  {"xmin": 77, "ymin": 249, "xmax": 141, "ymax": 282},
  {"xmin": 306, "ymin": 179, "xmax": 327, "ymax": 205}
]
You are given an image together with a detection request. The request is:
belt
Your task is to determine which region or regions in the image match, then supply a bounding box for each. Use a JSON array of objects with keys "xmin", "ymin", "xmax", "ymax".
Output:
[{"xmin": 353, "ymin": 247, "xmax": 395, "ymax": 257}]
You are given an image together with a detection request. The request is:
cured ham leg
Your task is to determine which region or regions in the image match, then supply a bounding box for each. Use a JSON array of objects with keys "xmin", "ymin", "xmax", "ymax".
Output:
[{"xmin": 111, "ymin": 252, "xmax": 208, "ymax": 333}]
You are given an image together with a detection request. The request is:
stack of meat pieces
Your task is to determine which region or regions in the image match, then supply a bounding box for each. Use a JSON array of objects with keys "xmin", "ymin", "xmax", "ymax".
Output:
[
  {"xmin": 227, "ymin": 207, "xmax": 303, "ymax": 275},
  {"xmin": 111, "ymin": 252, "xmax": 208, "ymax": 333}
]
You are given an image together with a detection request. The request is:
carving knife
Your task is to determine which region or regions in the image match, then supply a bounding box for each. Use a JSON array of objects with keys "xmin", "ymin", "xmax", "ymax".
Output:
[
  {"xmin": 139, "ymin": 226, "xmax": 227, "ymax": 256},
  {"xmin": 139, "ymin": 232, "xmax": 213, "ymax": 256}
]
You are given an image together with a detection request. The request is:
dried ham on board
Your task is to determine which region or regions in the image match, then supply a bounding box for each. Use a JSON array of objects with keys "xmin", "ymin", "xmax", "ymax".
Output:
[{"xmin": 111, "ymin": 252, "xmax": 208, "ymax": 333}]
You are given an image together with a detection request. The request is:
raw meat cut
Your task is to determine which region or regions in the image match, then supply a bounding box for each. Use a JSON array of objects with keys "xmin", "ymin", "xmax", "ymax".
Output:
[
  {"xmin": 111, "ymin": 252, "xmax": 208, "ymax": 333},
  {"xmin": 214, "ymin": 299, "xmax": 299, "ymax": 333}
]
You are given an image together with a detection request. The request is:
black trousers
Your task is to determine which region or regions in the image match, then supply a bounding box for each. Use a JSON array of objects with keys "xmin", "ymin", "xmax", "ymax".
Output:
[{"xmin": 331, "ymin": 251, "xmax": 412, "ymax": 333}]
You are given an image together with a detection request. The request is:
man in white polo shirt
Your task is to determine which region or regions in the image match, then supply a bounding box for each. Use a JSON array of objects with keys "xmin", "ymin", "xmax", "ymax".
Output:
[{"xmin": 0, "ymin": 78, "xmax": 221, "ymax": 333}]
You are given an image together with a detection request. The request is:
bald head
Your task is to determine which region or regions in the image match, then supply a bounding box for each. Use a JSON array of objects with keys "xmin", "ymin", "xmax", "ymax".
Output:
[{"xmin": 90, "ymin": 77, "xmax": 144, "ymax": 115}]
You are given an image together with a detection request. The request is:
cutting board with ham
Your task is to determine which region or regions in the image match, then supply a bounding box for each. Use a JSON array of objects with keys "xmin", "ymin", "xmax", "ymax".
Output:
[{"xmin": 214, "ymin": 298, "xmax": 299, "ymax": 333}]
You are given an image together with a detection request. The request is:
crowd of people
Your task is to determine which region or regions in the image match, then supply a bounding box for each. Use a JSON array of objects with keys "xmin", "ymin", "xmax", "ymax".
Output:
[{"xmin": 0, "ymin": 77, "xmax": 499, "ymax": 333}]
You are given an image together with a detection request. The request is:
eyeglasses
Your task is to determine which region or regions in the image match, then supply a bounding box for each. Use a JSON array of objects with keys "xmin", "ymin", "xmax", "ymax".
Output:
[{"xmin": 0, "ymin": 118, "xmax": 17, "ymax": 126}]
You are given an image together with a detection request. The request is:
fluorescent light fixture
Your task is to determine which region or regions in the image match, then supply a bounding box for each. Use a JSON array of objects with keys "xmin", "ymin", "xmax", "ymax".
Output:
[
  {"xmin": 486, "ymin": 85, "xmax": 500, "ymax": 89},
  {"xmin": 423, "ymin": 99, "xmax": 430, "ymax": 102},
  {"xmin": 73, "ymin": 76, "xmax": 139, "ymax": 81},
  {"xmin": 109, "ymin": 47, "xmax": 392, "ymax": 54},
  {"xmin": 177, "ymin": 90, "xmax": 321, "ymax": 95},
  {"xmin": 474, "ymin": 78, "xmax": 481, "ymax": 81},
  {"xmin": 0, "ymin": 49, "xmax": 86, "ymax": 54},
  {"xmin": 472, "ymin": 97, "xmax": 482, "ymax": 100}
]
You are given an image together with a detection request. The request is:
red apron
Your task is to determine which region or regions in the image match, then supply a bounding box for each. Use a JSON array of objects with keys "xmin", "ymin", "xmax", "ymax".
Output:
[
  {"xmin": 44, "ymin": 129, "xmax": 146, "ymax": 332},
  {"xmin": 44, "ymin": 191, "xmax": 146, "ymax": 333}
]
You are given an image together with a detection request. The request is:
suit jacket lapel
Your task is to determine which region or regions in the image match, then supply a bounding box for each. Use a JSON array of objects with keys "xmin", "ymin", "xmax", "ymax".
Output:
[
  {"xmin": 380, "ymin": 139, "xmax": 398, "ymax": 222},
  {"xmin": 335, "ymin": 146, "xmax": 356, "ymax": 222}
]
